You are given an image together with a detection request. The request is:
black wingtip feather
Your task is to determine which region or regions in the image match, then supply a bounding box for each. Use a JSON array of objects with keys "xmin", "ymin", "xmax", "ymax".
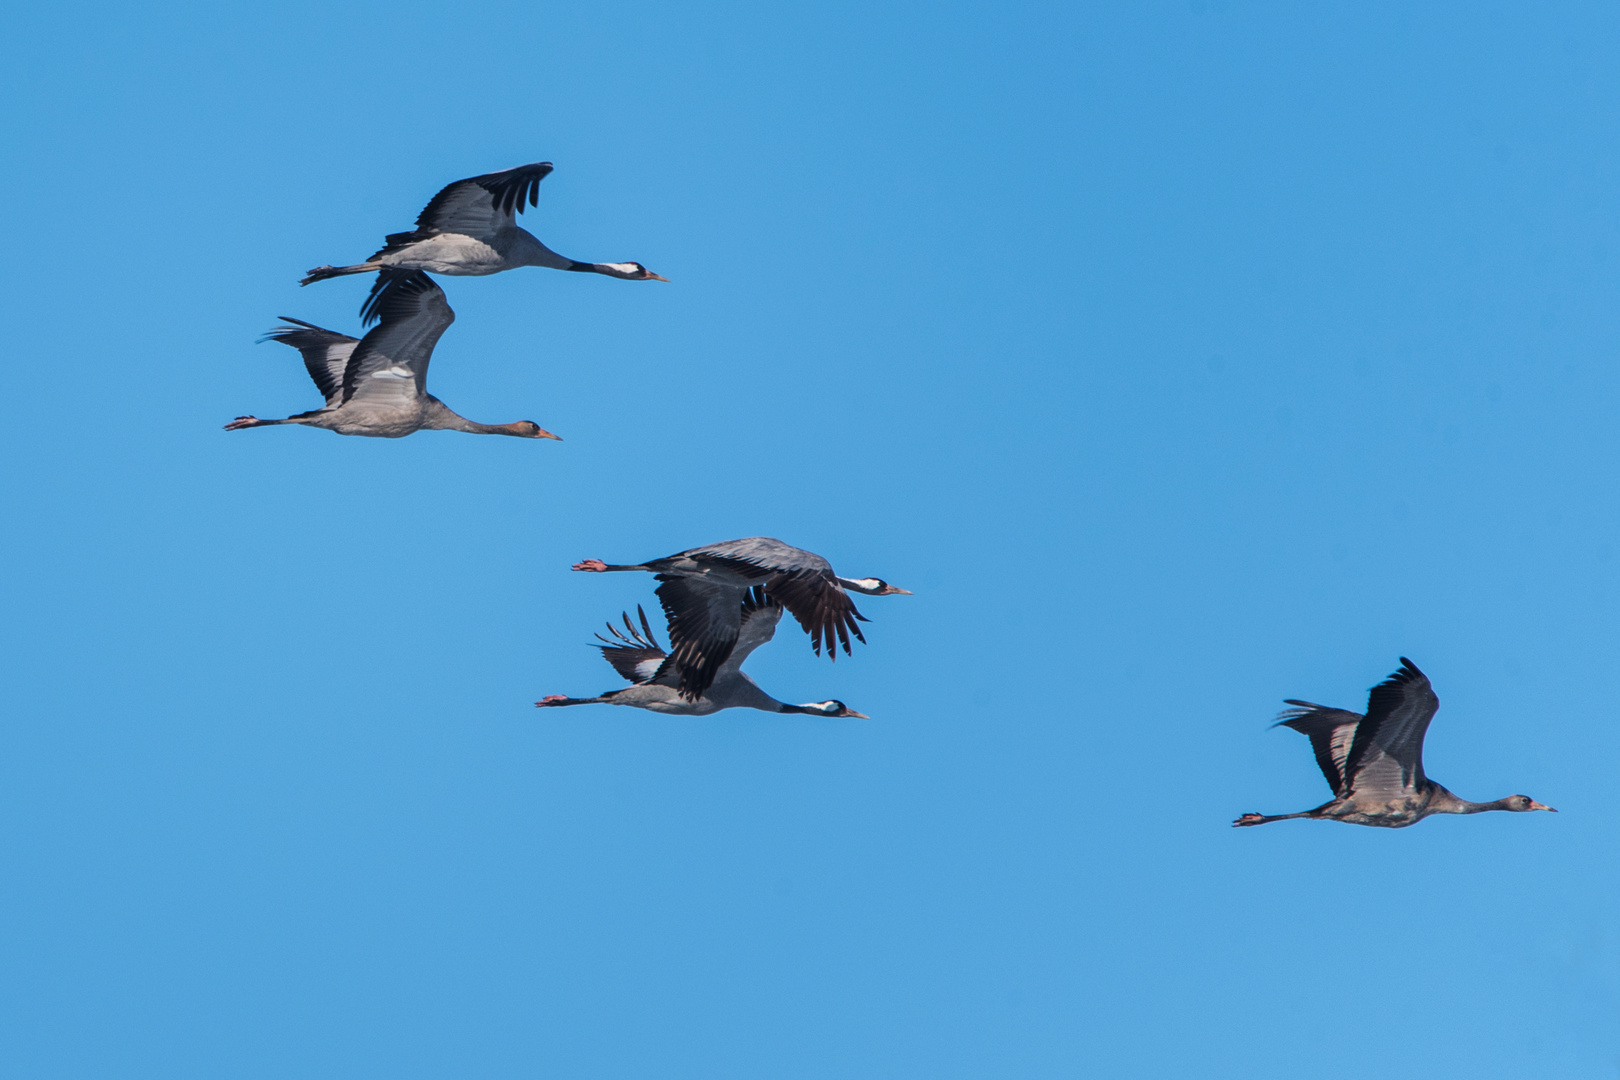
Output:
[{"xmin": 360, "ymin": 268, "xmax": 440, "ymax": 327}]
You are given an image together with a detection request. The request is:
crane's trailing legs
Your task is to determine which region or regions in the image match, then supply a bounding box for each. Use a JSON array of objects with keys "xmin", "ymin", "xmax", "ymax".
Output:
[
  {"xmin": 224, "ymin": 415, "xmax": 295, "ymax": 430},
  {"xmin": 572, "ymin": 559, "xmax": 650, "ymax": 573},
  {"xmin": 1233, "ymin": 810, "xmax": 1317, "ymax": 827},
  {"xmin": 536, "ymin": 694, "xmax": 606, "ymax": 707},
  {"xmin": 301, "ymin": 262, "xmax": 384, "ymax": 286}
]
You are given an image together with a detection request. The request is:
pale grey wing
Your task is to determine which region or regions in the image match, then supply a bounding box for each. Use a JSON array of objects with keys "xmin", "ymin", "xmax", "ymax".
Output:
[
  {"xmin": 262, "ymin": 319, "xmax": 358, "ymax": 408},
  {"xmin": 715, "ymin": 588, "xmax": 783, "ymax": 676},
  {"xmin": 410, "ymin": 162, "xmax": 553, "ymax": 238},
  {"xmin": 1343, "ymin": 658, "xmax": 1440, "ymax": 799},
  {"xmin": 654, "ymin": 574, "xmax": 748, "ymax": 700},
  {"xmin": 1276, "ymin": 702, "xmax": 1364, "ymax": 796},
  {"xmin": 341, "ymin": 271, "xmax": 454, "ymax": 407},
  {"xmin": 684, "ymin": 537, "xmax": 834, "ymax": 576}
]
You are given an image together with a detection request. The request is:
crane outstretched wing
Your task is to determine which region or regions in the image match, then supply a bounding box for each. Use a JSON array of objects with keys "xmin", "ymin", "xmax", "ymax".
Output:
[
  {"xmin": 594, "ymin": 606, "xmax": 669, "ymax": 685},
  {"xmin": 371, "ymin": 162, "xmax": 554, "ymax": 257},
  {"xmin": 1342, "ymin": 658, "xmax": 1440, "ymax": 799},
  {"xmin": 679, "ymin": 539, "xmax": 868, "ymax": 658},
  {"xmin": 1276, "ymin": 700, "xmax": 1364, "ymax": 796},
  {"xmin": 343, "ymin": 271, "xmax": 454, "ymax": 406},
  {"xmin": 654, "ymin": 575, "xmax": 748, "ymax": 700},
  {"xmin": 716, "ymin": 588, "xmax": 783, "ymax": 676},
  {"xmin": 262, "ymin": 318, "xmax": 358, "ymax": 408}
]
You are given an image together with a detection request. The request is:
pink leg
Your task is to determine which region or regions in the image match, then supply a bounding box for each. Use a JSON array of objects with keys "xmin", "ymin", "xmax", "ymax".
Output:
[
  {"xmin": 572, "ymin": 559, "xmax": 608, "ymax": 572},
  {"xmin": 1232, "ymin": 813, "xmax": 1267, "ymax": 827},
  {"xmin": 536, "ymin": 695, "xmax": 571, "ymax": 706},
  {"xmin": 224, "ymin": 416, "xmax": 263, "ymax": 431}
]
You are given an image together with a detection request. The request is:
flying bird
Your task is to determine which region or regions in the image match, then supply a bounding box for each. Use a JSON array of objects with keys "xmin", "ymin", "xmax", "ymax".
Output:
[
  {"xmin": 1234, "ymin": 657, "xmax": 1555, "ymax": 829},
  {"xmin": 572, "ymin": 537, "xmax": 911, "ymax": 699},
  {"xmin": 300, "ymin": 162, "xmax": 667, "ymax": 304},
  {"xmin": 536, "ymin": 592, "xmax": 869, "ymax": 718},
  {"xmin": 226, "ymin": 270, "xmax": 562, "ymax": 440}
]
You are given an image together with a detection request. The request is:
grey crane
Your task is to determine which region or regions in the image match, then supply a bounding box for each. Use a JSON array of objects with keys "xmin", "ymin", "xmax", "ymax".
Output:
[
  {"xmin": 300, "ymin": 162, "xmax": 666, "ymax": 308},
  {"xmin": 536, "ymin": 591, "xmax": 869, "ymax": 718},
  {"xmin": 572, "ymin": 537, "xmax": 911, "ymax": 700},
  {"xmin": 1234, "ymin": 657, "xmax": 1555, "ymax": 829},
  {"xmin": 226, "ymin": 270, "xmax": 561, "ymax": 440}
]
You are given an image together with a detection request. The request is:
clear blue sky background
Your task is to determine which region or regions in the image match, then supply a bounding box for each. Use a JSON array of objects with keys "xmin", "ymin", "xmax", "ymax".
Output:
[{"xmin": 1, "ymin": 2, "xmax": 1615, "ymax": 1076}]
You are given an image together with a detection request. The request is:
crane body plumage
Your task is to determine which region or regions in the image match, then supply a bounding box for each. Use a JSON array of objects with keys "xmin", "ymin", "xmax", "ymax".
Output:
[{"xmin": 1234, "ymin": 658, "xmax": 1555, "ymax": 829}]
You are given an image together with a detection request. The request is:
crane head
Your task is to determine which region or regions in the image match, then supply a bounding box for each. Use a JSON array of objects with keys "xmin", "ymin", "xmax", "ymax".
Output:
[
  {"xmin": 799, "ymin": 700, "xmax": 870, "ymax": 719},
  {"xmin": 1507, "ymin": 795, "xmax": 1557, "ymax": 812},
  {"xmin": 598, "ymin": 262, "xmax": 669, "ymax": 281},
  {"xmin": 510, "ymin": 421, "xmax": 563, "ymax": 440},
  {"xmin": 842, "ymin": 577, "xmax": 913, "ymax": 596}
]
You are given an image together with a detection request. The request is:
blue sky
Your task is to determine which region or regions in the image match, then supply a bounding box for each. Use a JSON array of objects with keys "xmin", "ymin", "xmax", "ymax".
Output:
[{"xmin": 2, "ymin": 1, "xmax": 1617, "ymax": 1076}]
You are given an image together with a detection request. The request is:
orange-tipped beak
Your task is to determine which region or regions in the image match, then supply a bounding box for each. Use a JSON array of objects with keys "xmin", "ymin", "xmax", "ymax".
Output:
[{"xmin": 1531, "ymin": 801, "xmax": 1557, "ymax": 812}]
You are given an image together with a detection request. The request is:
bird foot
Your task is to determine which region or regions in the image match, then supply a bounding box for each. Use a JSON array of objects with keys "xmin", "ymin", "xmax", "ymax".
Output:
[
  {"xmin": 224, "ymin": 416, "xmax": 260, "ymax": 431},
  {"xmin": 535, "ymin": 695, "xmax": 570, "ymax": 706},
  {"xmin": 572, "ymin": 559, "xmax": 607, "ymax": 572},
  {"xmin": 1232, "ymin": 813, "xmax": 1266, "ymax": 828}
]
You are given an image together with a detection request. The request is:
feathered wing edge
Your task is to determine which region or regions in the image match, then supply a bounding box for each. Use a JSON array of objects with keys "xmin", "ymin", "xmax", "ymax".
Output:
[{"xmin": 593, "ymin": 605, "xmax": 668, "ymax": 684}]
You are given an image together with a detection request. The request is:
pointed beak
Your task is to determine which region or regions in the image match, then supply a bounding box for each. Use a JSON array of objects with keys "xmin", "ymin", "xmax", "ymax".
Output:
[
  {"xmin": 844, "ymin": 710, "xmax": 870, "ymax": 719},
  {"xmin": 883, "ymin": 586, "xmax": 913, "ymax": 595},
  {"xmin": 535, "ymin": 428, "xmax": 562, "ymax": 440},
  {"xmin": 1531, "ymin": 801, "xmax": 1557, "ymax": 812},
  {"xmin": 647, "ymin": 272, "xmax": 670, "ymax": 282}
]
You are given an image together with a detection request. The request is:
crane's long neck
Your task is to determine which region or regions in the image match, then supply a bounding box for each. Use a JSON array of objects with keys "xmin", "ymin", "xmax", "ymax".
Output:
[
  {"xmin": 425, "ymin": 405, "xmax": 535, "ymax": 437},
  {"xmin": 1432, "ymin": 794, "xmax": 1518, "ymax": 815},
  {"xmin": 507, "ymin": 230, "xmax": 576, "ymax": 271}
]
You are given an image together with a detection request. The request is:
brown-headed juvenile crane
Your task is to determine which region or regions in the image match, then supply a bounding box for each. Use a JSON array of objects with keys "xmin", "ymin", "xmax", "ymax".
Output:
[
  {"xmin": 572, "ymin": 537, "xmax": 911, "ymax": 700},
  {"xmin": 1234, "ymin": 657, "xmax": 1555, "ymax": 829},
  {"xmin": 226, "ymin": 270, "xmax": 561, "ymax": 440},
  {"xmin": 536, "ymin": 591, "xmax": 869, "ymax": 719},
  {"xmin": 300, "ymin": 162, "xmax": 666, "ymax": 312}
]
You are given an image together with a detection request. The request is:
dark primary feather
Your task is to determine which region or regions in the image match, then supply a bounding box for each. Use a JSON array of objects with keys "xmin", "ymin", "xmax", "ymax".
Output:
[
  {"xmin": 1343, "ymin": 657, "xmax": 1440, "ymax": 794},
  {"xmin": 361, "ymin": 266, "xmax": 439, "ymax": 327},
  {"xmin": 765, "ymin": 569, "xmax": 867, "ymax": 657},
  {"xmin": 654, "ymin": 575, "xmax": 748, "ymax": 699},
  {"xmin": 417, "ymin": 161, "xmax": 551, "ymax": 226},
  {"xmin": 594, "ymin": 606, "xmax": 667, "ymax": 684},
  {"xmin": 1276, "ymin": 700, "xmax": 1363, "ymax": 795},
  {"xmin": 261, "ymin": 318, "xmax": 357, "ymax": 406}
]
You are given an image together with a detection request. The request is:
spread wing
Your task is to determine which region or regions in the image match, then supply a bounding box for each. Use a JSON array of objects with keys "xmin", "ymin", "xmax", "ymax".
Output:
[
  {"xmin": 594, "ymin": 606, "xmax": 669, "ymax": 685},
  {"xmin": 261, "ymin": 318, "xmax": 357, "ymax": 408},
  {"xmin": 679, "ymin": 538, "xmax": 868, "ymax": 658},
  {"xmin": 1342, "ymin": 658, "xmax": 1440, "ymax": 800},
  {"xmin": 765, "ymin": 569, "xmax": 867, "ymax": 657},
  {"xmin": 716, "ymin": 588, "xmax": 783, "ymax": 676},
  {"xmin": 342, "ymin": 271, "xmax": 453, "ymax": 407},
  {"xmin": 654, "ymin": 575, "xmax": 748, "ymax": 700},
  {"xmin": 1276, "ymin": 701, "xmax": 1364, "ymax": 796},
  {"xmin": 376, "ymin": 162, "xmax": 554, "ymax": 252}
]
